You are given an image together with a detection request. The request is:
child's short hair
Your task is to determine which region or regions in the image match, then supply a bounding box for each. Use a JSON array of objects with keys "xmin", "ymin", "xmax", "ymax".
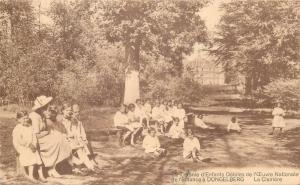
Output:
[
  {"xmin": 16, "ymin": 110, "xmax": 28, "ymax": 119},
  {"xmin": 186, "ymin": 128, "xmax": 193, "ymax": 135},
  {"xmin": 197, "ymin": 114, "xmax": 203, "ymax": 118},
  {"xmin": 148, "ymin": 127, "xmax": 156, "ymax": 133},
  {"xmin": 128, "ymin": 103, "xmax": 135, "ymax": 109},
  {"xmin": 231, "ymin": 117, "xmax": 237, "ymax": 123},
  {"xmin": 173, "ymin": 117, "xmax": 180, "ymax": 122},
  {"xmin": 135, "ymin": 99, "xmax": 141, "ymax": 103},
  {"xmin": 63, "ymin": 102, "xmax": 72, "ymax": 110}
]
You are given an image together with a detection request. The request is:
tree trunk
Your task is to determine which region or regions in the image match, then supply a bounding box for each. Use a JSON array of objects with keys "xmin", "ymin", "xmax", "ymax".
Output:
[{"xmin": 123, "ymin": 45, "xmax": 140, "ymax": 105}]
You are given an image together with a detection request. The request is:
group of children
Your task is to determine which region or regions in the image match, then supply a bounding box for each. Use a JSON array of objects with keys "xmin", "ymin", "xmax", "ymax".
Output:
[
  {"xmin": 12, "ymin": 102, "xmax": 99, "ymax": 182},
  {"xmin": 114, "ymin": 99, "xmax": 222, "ymax": 162}
]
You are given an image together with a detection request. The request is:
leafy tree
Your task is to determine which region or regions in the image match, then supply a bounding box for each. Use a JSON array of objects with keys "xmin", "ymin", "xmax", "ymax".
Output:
[
  {"xmin": 212, "ymin": 0, "xmax": 300, "ymax": 94},
  {"xmin": 94, "ymin": 0, "xmax": 209, "ymax": 99}
]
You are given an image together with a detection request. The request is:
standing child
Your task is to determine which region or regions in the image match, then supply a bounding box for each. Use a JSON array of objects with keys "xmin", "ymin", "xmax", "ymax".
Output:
[
  {"xmin": 12, "ymin": 111, "xmax": 46, "ymax": 182},
  {"xmin": 183, "ymin": 129, "xmax": 201, "ymax": 162},
  {"xmin": 227, "ymin": 117, "xmax": 241, "ymax": 133},
  {"xmin": 142, "ymin": 128, "xmax": 166, "ymax": 157},
  {"xmin": 151, "ymin": 100, "xmax": 165, "ymax": 134},
  {"xmin": 176, "ymin": 102, "xmax": 186, "ymax": 129},
  {"xmin": 143, "ymin": 99, "xmax": 152, "ymax": 128},
  {"xmin": 270, "ymin": 102, "xmax": 286, "ymax": 135}
]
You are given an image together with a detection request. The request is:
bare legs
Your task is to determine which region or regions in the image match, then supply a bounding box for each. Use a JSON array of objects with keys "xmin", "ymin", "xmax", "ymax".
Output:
[{"xmin": 26, "ymin": 165, "xmax": 46, "ymax": 182}]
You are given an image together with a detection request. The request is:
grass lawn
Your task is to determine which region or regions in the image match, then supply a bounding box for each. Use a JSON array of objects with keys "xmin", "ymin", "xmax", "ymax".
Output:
[{"xmin": 1, "ymin": 107, "xmax": 300, "ymax": 185}]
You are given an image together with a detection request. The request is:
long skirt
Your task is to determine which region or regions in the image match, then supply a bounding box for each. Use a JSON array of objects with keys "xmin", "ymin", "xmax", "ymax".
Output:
[{"xmin": 38, "ymin": 130, "xmax": 72, "ymax": 167}]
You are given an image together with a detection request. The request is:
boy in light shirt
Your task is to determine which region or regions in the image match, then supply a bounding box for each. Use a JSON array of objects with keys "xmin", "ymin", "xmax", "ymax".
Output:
[
  {"xmin": 142, "ymin": 128, "xmax": 166, "ymax": 157},
  {"xmin": 183, "ymin": 129, "xmax": 201, "ymax": 162}
]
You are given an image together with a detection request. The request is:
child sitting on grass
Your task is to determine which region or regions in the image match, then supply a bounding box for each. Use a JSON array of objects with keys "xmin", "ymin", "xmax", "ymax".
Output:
[
  {"xmin": 227, "ymin": 117, "xmax": 241, "ymax": 133},
  {"xmin": 167, "ymin": 117, "xmax": 185, "ymax": 139},
  {"xmin": 142, "ymin": 128, "xmax": 166, "ymax": 157},
  {"xmin": 183, "ymin": 129, "xmax": 201, "ymax": 162},
  {"xmin": 13, "ymin": 111, "xmax": 46, "ymax": 182}
]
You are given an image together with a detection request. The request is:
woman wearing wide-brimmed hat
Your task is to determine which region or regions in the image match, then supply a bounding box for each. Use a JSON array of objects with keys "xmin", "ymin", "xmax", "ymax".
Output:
[{"xmin": 29, "ymin": 95, "xmax": 72, "ymax": 178}]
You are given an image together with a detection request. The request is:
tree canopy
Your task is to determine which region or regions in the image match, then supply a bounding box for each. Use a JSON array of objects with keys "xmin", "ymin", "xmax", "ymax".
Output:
[{"xmin": 212, "ymin": 0, "xmax": 300, "ymax": 94}]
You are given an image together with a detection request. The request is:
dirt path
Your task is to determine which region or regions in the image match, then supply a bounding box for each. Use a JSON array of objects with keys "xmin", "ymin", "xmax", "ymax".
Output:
[{"xmin": 1, "ymin": 114, "xmax": 300, "ymax": 185}]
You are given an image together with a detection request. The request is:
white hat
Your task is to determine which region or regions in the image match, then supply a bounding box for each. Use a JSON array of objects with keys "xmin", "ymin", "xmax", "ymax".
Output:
[{"xmin": 32, "ymin": 95, "xmax": 53, "ymax": 110}]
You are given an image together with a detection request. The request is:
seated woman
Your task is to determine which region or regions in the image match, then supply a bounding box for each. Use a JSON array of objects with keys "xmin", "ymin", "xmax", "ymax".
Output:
[
  {"xmin": 183, "ymin": 129, "xmax": 201, "ymax": 162},
  {"xmin": 142, "ymin": 128, "xmax": 166, "ymax": 157},
  {"xmin": 114, "ymin": 104, "xmax": 132, "ymax": 145},
  {"xmin": 13, "ymin": 111, "xmax": 45, "ymax": 182},
  {"xmin": 167, "ymin": 117, "xmax": 185, "ymax": 139},
  {"xmin": 30, "ymin": 95, "xmax": 72, "ymax": 178},
  {"xmin": 127, "ymin": 103, "xmax": 143, "ymax": 145},
  {"xmin": 62, "ymin": 103, "xmax": 98, "ymax": 172}
]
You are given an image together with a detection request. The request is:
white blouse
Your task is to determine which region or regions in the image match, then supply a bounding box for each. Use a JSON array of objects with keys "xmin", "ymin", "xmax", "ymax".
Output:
[
  {"xmin": 142, "ymin": 135, "xmax": 161, "ymax": 153},
  {"xmin": 183, "ymin": 137, "xmax": 200, "ymax": 157},
  {"xmin": 114, "ymin": 111, "xmax": 129, "ymax": 127}
]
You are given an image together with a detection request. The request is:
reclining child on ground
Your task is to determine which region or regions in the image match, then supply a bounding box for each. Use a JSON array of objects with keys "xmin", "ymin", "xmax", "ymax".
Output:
[{"xmin": 194, "ymin": 114, "xmax": 215, "ymax": 130}]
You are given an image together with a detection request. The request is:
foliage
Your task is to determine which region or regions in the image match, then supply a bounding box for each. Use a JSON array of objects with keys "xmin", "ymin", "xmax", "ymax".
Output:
[
  {"xmin": 95, "ymin": 0, "xmax": 209, "ymax": 71},
  {"xmin": 261, "ymin": 79, "xmax": 300, "ymax": 110},
  {"xmin": 140, "ymin": 57, "xmax": 206, "ymax": 103},
  {"xmin": 0, "ymin": 0, "xmax": 210, "ymax": 106},
  {"xmin": 212, "ymin": 0, "xmax": 300, "ymax": 94}
]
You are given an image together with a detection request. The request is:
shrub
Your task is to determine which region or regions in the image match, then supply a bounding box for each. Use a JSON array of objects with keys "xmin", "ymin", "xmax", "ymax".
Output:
[{"xmin": 262, "ymin": 79, "xmax": 300, "ymax": 110}]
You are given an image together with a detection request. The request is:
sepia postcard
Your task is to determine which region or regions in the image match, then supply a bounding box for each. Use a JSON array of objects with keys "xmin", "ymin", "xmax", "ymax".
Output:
[{"xmin": 0, "ymin": 0, "xmax": 299, "ymax": 184}]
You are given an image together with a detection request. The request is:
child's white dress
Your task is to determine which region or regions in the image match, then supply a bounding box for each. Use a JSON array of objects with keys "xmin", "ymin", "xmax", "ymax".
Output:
[
  {"xmin": 142, "ymin": 135, "xmax": 161, "ymax": 153},
  {"xmin": 227, "ymin": 121, "xmax": 241, "ymax": 132},
  {"xmin": 152, "ymin": 107, "xmax": 164, "ymax": 122},
  {"xmin": 163, "ymin": 108, "xmax": 174, "ymax": 123},
  {"xmin": 194, "ymin": 117, "xmax": 209, "ymax": 129},
  {"xmin": 183, "ymin": 137, "xmax": 201, "ymax": 158},
  {"xmin": 272, "ymin": 107, "xmax": 285, "ymax": 128},
  {"xmin": 12, "ymin": 124, "xmax": 42, "ymax": 166},
  {"xmin": 168, "ymin": 124, "xmax": 184, "ymax": 139},
  {"xmin": 114, "ymin": 111, "xmax": 129, "ymax": 127},
  {"xmin": 134, "ymin": 105, "xmax": 147, "ymax": 122},
  {"xmin": 143, "ymin": 103, "xmax": 152, "ymax": 117},
  {"xmin": 127, "ymin": 111, "xmax": 142, "ymax": 130},
  {"xmin": 176, "ymin": 108, "xmax": 186, "ymax": 128}
]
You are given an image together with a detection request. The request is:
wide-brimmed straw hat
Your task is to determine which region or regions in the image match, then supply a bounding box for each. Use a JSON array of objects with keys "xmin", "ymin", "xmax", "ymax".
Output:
[{"xmin": 32, "ymin": 95, "xmax": 53, "ymax": 111}]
